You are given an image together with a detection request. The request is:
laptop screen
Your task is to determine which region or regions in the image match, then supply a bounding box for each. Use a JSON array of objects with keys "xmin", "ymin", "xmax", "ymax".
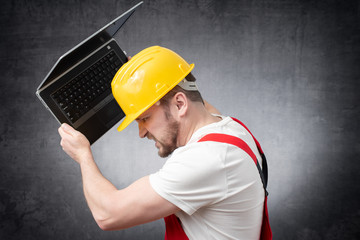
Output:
[{"xmin": 39, "ymin": 1, "xmax": 142, "ymax": 89}]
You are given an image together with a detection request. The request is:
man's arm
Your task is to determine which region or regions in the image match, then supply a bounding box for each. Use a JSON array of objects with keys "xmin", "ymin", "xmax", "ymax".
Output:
[{"xmin": 58, "ymin": 123, "xmax": 179, "ymax": 230}]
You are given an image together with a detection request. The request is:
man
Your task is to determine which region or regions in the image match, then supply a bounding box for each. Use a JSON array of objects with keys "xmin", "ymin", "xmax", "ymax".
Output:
[{"xmin": 58, "ymin": 46, "xmax": 267, "ymax": 239}]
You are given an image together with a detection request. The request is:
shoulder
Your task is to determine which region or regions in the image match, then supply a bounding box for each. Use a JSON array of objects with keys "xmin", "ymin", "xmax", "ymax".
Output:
[
  {"xmin": 188, "ymin": 116, "xmax": 250, "ymax": 143},
  {"xmin": 164, "ymin": 141, "xmax": 228, "ymax": 179}
]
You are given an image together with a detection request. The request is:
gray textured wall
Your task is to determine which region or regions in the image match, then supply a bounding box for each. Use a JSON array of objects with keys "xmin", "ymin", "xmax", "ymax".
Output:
[{"xmin": 1, "ymin": 0, "xmax": 359, "ymax": 239}]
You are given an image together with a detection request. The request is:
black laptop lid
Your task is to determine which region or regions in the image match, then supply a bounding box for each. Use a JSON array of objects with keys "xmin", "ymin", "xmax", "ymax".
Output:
[{"xmin": 38, "ymin": 1, "xmax": 143, "ymax": 89}]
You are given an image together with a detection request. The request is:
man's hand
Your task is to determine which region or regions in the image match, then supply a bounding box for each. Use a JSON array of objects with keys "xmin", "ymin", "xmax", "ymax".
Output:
[{"xmin": 58, "ymin": 123, "xmax": 91, "ymax": 164}]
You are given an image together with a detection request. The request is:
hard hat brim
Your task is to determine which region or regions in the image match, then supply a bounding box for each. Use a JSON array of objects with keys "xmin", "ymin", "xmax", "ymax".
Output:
[{"xmin": 117, "ymin": 114, "xmax": 136, "ymax": 132}]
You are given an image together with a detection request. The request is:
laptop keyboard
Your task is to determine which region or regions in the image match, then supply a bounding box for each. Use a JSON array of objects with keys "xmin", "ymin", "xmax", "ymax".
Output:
[{"xmin": 51, "ymin": 51, "xmax": 122, "ymax": 123}]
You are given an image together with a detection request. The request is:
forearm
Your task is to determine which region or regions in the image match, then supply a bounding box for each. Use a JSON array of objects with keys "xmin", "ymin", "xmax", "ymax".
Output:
[
  {"xmin": 58, "ymin": 124, "xmax": 123, "ymax": 228},
  {"xmin": 78, "ymin": 151, "xmax": 118, "ymax": 224}
]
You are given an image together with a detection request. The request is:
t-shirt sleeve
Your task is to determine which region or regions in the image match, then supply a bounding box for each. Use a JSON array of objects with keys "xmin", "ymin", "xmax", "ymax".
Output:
[{"xmin": 149, "ymin": 142, "xmax": 228, "ymax": 215}]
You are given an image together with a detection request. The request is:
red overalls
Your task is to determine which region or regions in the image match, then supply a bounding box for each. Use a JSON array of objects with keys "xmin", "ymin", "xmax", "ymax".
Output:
[{"xmin": 164, "ymin": 117, "xmax": 272, "ymax": 240}]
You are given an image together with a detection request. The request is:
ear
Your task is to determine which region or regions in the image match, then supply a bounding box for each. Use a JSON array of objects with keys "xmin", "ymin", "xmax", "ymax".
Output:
[{"xmin": 171, "ymin": 92, "xmax": 188, "ymax": 118}]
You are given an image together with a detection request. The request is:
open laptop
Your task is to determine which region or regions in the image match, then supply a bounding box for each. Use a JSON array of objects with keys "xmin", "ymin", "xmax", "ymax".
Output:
[{"xmin": 36, "ymin": 2, "xmax": 143, "ymax": 144}]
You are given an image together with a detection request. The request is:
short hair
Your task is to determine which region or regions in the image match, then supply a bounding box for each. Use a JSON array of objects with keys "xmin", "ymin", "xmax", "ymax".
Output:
[{"xmin": 159, "ymin": 73, "xmax": 204, "ymax": 108}]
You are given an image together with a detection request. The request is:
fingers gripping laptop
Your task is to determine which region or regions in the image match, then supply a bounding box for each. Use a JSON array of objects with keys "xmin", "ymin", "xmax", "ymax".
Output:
[{"xmin": 36, "ymin": 2, "xmax": 143, "ymax": 144}]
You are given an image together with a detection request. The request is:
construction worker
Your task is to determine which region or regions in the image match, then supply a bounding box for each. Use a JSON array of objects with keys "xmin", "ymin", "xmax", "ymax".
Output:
[{"xmin": 58, "ymin": 46, "xmax": 271, "ymax": 239}]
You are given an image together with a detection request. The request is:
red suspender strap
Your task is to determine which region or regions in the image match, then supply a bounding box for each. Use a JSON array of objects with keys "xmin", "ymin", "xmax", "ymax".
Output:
[
  {"xmin": 231, "ymin": 117, "xmax": 264, "ymax": 154},
  {"xmin": 231, "ymin": 117, "xmax": 268, "ymax": 189},
  {"xmin": 198, "ymin": 117, "xmax": 272, "ymax": 240},
  {"xmin": 199, "ymin": 133, "xmax": 258, "ymax": 165},
  {"xmin": 198, "ymin": 133, "xmax": 268, "ymax": 196}
]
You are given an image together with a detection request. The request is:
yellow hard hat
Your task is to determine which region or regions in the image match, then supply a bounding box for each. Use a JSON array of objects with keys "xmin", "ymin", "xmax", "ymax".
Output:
[{"xmin": 111, "ymin": 46, "xmax": 195, "ymax": 131}]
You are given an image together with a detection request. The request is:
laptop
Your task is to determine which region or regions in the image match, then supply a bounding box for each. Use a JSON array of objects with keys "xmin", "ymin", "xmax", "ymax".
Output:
[{"xmin": 36, "ymin": 2, "xmax": 143, "ymax": 144}]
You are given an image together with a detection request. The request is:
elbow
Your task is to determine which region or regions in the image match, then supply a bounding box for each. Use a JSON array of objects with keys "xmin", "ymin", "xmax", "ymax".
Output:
[
  {"xmin": 96, "ymin": 220, "xmax": 112, "ymax": 231},
  {"xmin": 90, "ymin": 204, "xmax": 114, "ymax": 230},
  {"xmin": 91, "ymin": 193, "xmax": 126, "ymax": 231},
  {"xmin": 93, "ymin": 213, "xmax": 110, "ymax": 231},
  {"xmin": 95, "ymin": 216, "xmax": 119, "ymax": 231},
  {"xmin": 90, "ymin": 190, "xmax": 136, "ymax": 231},
  {"xmin": 93, "ymin": 211, "xmax": 128, "ymax": 231}
]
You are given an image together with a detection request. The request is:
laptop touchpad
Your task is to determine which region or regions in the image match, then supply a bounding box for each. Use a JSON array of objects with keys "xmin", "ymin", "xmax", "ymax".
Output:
[{"xmin": 96, "ymin": 99, "xmax": 123, "ymax": 127}]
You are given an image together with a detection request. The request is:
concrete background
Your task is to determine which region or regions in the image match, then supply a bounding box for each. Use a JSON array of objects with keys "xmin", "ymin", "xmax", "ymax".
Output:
[{"xmin": 1, "ymin": 0, "xmax": 359, "ymax": 239}]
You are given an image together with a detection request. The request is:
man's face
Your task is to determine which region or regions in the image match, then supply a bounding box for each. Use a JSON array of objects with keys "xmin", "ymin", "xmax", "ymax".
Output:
[{"xmin": 136, "ymin": 103, "xmax": 179, "ymax": 158}]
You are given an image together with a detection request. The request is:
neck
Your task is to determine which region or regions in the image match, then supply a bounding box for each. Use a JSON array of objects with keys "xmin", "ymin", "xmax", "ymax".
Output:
[{"xmin": 178, "ymin": 102, "xmax": 221, "ymax": 146}]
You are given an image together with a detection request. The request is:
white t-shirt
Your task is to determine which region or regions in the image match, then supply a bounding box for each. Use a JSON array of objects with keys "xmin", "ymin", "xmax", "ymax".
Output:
[{"xmin": 149, "ymin": 116, "xmax": 265, "ymax": 240}]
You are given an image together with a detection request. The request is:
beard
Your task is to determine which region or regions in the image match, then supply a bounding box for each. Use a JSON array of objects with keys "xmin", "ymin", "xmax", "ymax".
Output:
[{"xmin": 149, "ymin": 117, "xmax": 180, "ymax": 158}]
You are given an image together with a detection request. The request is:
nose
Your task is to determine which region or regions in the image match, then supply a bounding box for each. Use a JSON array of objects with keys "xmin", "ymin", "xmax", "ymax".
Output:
[{"xmin": 138, "ymin": 122, "xmax": 148, "ymax": 138}]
